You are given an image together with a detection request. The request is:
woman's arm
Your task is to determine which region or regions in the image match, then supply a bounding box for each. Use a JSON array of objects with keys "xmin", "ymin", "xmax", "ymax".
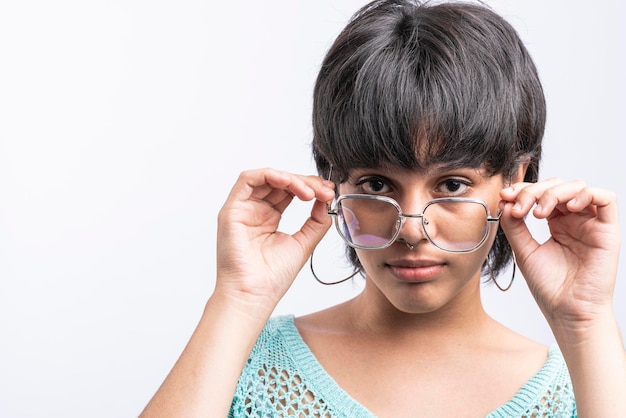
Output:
[
  {"xmin": 550, "ymin": 309, "xmax": 625, "ymax": 417},
  {"xmin": 139, "ymin": 292, "xmax": 273, "ymax": 417},
  {"xmin": 500, "ymin": 179, "xmax": 626, "ymax": 417},
  {"xmin": 140, "ymin": 168, "xmax": 335, "ymax": 417}
]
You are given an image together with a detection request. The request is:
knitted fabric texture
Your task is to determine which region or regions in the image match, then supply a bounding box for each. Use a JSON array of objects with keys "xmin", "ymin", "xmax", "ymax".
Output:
[{"xmin": 229, "ymin": 315, "xmax": 576, "ymax": 417}]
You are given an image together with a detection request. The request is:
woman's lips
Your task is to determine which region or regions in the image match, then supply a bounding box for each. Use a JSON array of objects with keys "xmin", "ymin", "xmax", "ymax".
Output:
[{"xmin": 387, "ymin": 259, "xmax": 446, "ymax": 282}]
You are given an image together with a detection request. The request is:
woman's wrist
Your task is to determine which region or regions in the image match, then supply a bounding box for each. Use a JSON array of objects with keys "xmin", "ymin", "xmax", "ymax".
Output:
[
  {"xmin": 209, "ymin": 281, "xmax": 280, "ymax": 325},
  {"xmin": 548, "ymin": 306, "xmax": 619, "ymax": 348}
]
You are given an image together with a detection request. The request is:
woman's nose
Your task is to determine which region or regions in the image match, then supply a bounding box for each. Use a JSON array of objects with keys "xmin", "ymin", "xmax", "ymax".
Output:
[{"xmin": 395, "ymin": 213, "xmax": 428, "ymax": 248}]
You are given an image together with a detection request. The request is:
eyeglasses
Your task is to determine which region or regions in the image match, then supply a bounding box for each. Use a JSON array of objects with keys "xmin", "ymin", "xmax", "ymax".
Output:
[{"xmin": 327, "ymin": 194, "xmax": 501, "ymax": 252}]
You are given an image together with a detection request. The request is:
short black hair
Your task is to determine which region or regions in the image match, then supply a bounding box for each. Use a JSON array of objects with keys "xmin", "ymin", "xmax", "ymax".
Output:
[{"xmin": 311, "ymin": 0, "xmax": 545, "ymax": 279}]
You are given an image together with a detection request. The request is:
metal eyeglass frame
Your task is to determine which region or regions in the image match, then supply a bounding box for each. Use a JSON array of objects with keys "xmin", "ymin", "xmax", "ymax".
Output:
[{"xmin": 327, "ymin": 194, "xmax": 502, "ymax": 253}]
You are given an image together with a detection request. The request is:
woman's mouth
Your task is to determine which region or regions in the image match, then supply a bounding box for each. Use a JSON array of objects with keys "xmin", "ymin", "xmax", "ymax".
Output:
[{"xmin": 386, "ymin": 259, "xmax": 446, "ymax": 282}]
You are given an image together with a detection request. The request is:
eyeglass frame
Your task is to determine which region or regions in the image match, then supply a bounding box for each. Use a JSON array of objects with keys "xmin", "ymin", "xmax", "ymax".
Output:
[{"xmin": 327, "ymin": 194, "xmax": 502, "ymax": 253}]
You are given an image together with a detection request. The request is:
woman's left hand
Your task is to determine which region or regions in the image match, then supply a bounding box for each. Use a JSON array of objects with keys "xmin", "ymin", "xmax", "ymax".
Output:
[{"xmin": 499, "ymin": 178, "xmax": 620, "ymax": 332}]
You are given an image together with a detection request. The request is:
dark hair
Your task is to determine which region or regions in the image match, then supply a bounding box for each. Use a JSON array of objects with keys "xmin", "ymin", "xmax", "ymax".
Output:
[{"xmin": 311, "ymin": 0, "xmax": 545, "ymax": 279}]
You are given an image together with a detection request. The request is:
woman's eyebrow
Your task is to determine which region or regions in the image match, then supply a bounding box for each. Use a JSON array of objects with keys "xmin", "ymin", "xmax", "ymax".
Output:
[{"xmin": 426, "ymin": 163, "xmax": 486, "ymax": 175}]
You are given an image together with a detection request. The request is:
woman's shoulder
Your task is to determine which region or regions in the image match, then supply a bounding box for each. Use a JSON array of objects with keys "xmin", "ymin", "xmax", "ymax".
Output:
[
  {"xmin": 230, "ymin": 314, "xmax": 374, "ymax": 418},
  {"xmin": 489, "ymin": 344, "xmax": 576, "ymax": 417},
  {"xmin": 248, "ymin": 314, "xmax": 298, "ymax": 358}
]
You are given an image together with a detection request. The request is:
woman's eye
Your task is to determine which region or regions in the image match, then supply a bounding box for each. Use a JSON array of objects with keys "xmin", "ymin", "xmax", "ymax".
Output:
[
  {"xmin": 439, "ymin": 179, "xmax": 468, "ymax": 194},
  {"xmin": 357, "ymin": 177, "xmax": 389, "ymax": 194}
]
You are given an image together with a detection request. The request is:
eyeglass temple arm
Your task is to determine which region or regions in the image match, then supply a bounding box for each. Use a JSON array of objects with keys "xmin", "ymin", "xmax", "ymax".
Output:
[
  {"xmin": 488, "ymin": 208, "xmax": 503, "ymax": 222},
  {"xmin": 325, "ymin": 165, "xmax": 338, "ymax": 215},
  {"xmin": 486, "ymin": 173, "xmax": 514, "ymax": 223}
]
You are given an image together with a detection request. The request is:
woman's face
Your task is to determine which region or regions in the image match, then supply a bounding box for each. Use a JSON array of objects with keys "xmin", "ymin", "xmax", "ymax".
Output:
[{"xmin": 338, "ymin": 164, "xmax": 506, "ymax": 315}]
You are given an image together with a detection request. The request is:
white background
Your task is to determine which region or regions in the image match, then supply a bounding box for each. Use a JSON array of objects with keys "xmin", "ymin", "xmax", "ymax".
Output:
[{"xmin": 0, "ymin": 1, "xmax": 624, "ymax": 417}]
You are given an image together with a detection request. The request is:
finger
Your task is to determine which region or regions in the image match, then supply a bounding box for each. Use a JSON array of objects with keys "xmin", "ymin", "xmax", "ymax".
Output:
[
  {"xmin": 292, "ymin": 198, "xmax": 334, "ymax": 254},
  {"xmin": 269, "ymin": 190, "xmax": 295, "ymax": 214},
  {"xmin": 223, "ymin": 169, "xmax": 288, "ymax": 206},
  {"xmin": 261, "ymin": 187, "xmax": 294, "ymax": 208},
  {"xmin": 499, "ymin": 178, "xmax": 603, "ymax": 220},
  {"xmin": 498, "ymin": 201, "xmax": 541, "ymax": 262},
  {"xmin": 246, "ymin": 169, "xmax": 312, "ymax": 201},
  {"xmin": 299, "ymin": 174, "xmax": 336, "ymax": 203},
  {"xmin": 530, "ymin": 180, "xmax": 589, "ymax": 219},
  {"xmin": 499, "ymin": 178, "xmax": 564, "ymax": 219},
  {"xmin": 289, "ymin": 176, "xmax": 337, "ymax": 250},
  {"xmin": 528, "ymin": 182, "xmax": 617, "ymax": 224},
  {"xmin": 229, "ymin": 169, "xmax": 334, "ymax": 205},
  {"xmin": 271, "ymin": 174, "xmax": 334, "ymax": 224},
  {"xmin": 564, "ymin": 186, "xmax": 618, "ymax": 224}
]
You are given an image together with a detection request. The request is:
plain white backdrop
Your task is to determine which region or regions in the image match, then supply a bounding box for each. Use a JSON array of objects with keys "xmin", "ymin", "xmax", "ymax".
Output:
[{"xmin": 0, "ymin": 1, "xmax": 624, "ymax": 417}]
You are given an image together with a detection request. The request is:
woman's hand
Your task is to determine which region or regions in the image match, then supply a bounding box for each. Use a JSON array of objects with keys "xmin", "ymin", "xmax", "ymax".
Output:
[
  {"xmin": 499, "ymin": 178, "xmax": 620, "ymax": 331},
  {"xmin": 214, "ymin": 168, "xmax": 335, "ymax": 314}
]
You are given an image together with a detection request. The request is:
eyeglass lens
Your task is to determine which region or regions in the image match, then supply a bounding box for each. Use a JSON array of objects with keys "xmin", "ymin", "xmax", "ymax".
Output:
[{"xmin": 336, "ymin": 197, "xmax": 489, "ymax": 251}]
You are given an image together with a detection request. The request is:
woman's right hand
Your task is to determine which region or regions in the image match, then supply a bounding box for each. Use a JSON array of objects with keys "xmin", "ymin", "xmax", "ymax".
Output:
[{"xmin": 214, "ymin": 168, "xmax": 336, "ymax": 314}]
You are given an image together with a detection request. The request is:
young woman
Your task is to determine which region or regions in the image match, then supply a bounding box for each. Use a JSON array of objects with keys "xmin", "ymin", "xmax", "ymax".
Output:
[{"xmin": 141, "ymin": 1, "xmax": 625, "ymax": 416}]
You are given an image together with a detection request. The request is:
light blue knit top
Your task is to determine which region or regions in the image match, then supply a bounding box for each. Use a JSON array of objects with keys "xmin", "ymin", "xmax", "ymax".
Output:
[{"xmin": 229, "ymin": 315, "xmax": 576, "ymax": 417}]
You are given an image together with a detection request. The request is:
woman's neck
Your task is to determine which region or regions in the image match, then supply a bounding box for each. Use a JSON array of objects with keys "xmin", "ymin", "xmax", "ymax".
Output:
[{"xmin": 343, "ymin": 274, "xmax": 494, "ymax": 344}]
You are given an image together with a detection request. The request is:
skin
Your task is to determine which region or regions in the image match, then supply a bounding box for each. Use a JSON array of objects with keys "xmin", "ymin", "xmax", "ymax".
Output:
[{"xmin": 140, "ymin": 166, "xmax": 625, "ymax": 417}]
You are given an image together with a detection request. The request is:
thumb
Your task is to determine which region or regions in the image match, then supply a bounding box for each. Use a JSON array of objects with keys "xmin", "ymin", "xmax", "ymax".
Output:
[
  {"xmin": 499, "ymin": 201, "xmax": 540, "ymax": 263},
  {"xmin": 293, "ymin": 198, "xmax": 333, "ymax": 256}
]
